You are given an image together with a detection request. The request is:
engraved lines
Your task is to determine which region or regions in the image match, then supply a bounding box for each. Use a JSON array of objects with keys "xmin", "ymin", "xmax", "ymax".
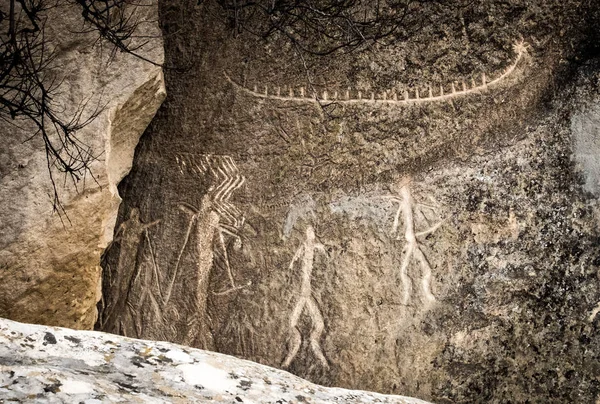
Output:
[
  {"xmin": 225, "ymin": 41, "xmax": 528, "ymax": 106},
  {"xmin": 100, "ymin": 208, "xmax": 159, "ymax": 336},
  {"xmin": 176, "ymin": 154, "xmax": 246, "ymax": 228},
  {"xmin": 175, "ymin": 154, "xmax": 246, "ymax": 296},
  {"xmin": 384, "ymin": 184, "xmax": 443, "ymax": 306},
  {"xmin": 282, "ymin": 225, "xmax": 329, "ymax": 370}
]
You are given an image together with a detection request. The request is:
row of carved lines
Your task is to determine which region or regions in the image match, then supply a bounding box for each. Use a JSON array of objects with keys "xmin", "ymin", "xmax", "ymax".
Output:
[
  {"xmin": 227, "ymin": 42, "xmax": 527, "ymax": 102},
  {"xmin": 246, "ymin": 72, "xmax": 501, "ymax": 99}
]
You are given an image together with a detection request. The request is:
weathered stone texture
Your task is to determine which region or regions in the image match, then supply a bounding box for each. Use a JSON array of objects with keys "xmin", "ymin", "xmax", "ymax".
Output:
[
  {"xmin": 0, "ymin": 317, "xmax": 432, "ymax": 404},
  {"xmin": 0, "ymin": 3, "xmax": 165, "ymax": 329},
  {"xmin": 98, "ymin": 1, "xmax": 600, "ymax": 403}
]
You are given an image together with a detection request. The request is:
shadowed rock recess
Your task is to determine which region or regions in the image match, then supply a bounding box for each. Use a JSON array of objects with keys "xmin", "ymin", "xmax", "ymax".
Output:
[
  {"xmin": 0, "ymin": 318, "xmax": 432, "ymax": 403},
  {"xmin": 97, "ymin": 1, "xmax": 600, "ymax": 403}
]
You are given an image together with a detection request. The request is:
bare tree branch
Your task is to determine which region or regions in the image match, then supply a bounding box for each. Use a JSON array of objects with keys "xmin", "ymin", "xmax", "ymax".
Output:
[{"xmin": 0, "ymin": 0, "xmax": 158, "ymax": 217}]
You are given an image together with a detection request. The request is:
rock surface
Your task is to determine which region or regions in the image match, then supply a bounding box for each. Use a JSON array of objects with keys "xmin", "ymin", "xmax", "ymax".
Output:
[
  {"xmin": 0, "ymin": 2, "xmax": 165, "ymax": 329},
  {"xmin": 0, "ymin": 318, "xmax": 432, "ymax": 404},
  {"xmin": 97, "ymin": 1, "xmax": 600, "ymax": 402}
]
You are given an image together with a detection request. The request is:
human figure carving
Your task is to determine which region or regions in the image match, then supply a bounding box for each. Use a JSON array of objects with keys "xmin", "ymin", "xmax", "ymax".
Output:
[
  {"xmin": 384, "ymin": 181, "xmax": 444, "ymax": 306},
  {"xmin": 100, "ymin": 208, "xmax": 159, "ymax": 336},
  {"xmin": 174, "ymin": 196, "xmax": 219, "ymax": 349},
  {"xmin": 282, "ymin": 225, "xmax": 329, "ymax": 369},
  {"xmin": 172, "ymin": 154, "xmax": 246, "ymax": 348}
]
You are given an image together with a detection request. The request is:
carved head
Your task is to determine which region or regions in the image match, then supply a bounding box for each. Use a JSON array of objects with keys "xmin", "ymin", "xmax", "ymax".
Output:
[
  {"xmin": 306, "ymin": 225, "xmax": 316, "ymax": 242},
  {"xmin": 129, "ymin": 207, "xmax": 140, "ymax": 220},
  {"xmin": 388, "ymin": 176, "xmax": 412, "ymax": 195}
]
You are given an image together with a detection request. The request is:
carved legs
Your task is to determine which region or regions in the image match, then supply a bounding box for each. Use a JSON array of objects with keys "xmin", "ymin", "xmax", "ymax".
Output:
[
  {"xmin": 282, "ymin": 295, "xmax": 328, "ymax": 369},
  {"xmin": 306, "ymin": 296, "xmax": 329, "ymax": 369},
  {"xmin": 282, "ymin": 298, "xmax": 304, "ymax": 368},
  {"xmin": 399, "ymin": 242, "xmax": 415, "ymax": 305},
  {"xmin": 389, "ymin": 185, "xmax": 443, "ymax": 306}
]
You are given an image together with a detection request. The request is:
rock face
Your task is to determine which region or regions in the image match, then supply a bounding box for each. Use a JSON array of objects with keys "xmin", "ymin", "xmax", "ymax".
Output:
[
  {"xmin": 0, "ymin": 318, "xmax": 432, "ymax": 404},
  {"xmin": 0, "ymin": 3, "xmax": 165, "ymax": 329},
  {"xmin": 97, "ymin": 1, "xmax": 600, "ymax": 402}
]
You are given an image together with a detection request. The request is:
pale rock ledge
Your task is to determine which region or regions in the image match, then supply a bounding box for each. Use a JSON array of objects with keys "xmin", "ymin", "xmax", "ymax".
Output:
[{"xmin": 0, "ymin": 318, "xmax": 432, "ymax": 404}]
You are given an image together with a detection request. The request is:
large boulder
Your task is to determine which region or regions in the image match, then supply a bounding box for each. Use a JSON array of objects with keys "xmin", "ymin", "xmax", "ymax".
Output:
[
  {"xmin": 0, "ymin": 2, "xmax": 165, "ymax": 329},
  {"xmin": 0, "ymin": 317, "xmax": 432, "ymax": 403}
]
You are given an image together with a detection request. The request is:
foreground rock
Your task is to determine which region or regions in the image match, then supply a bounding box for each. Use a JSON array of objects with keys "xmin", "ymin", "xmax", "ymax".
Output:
[{"xmin": 0, "ymin": 318, "xmax": 431, "ymax": 403}]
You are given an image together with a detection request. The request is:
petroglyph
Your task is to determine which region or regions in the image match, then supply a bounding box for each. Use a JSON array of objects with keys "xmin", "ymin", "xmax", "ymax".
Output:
[
  {"xmin": 169, "ymin": 154, "xmax": 246, "ymax": 347},
  {"xmin": 384, "ymin": 182, "xmax": 444, "ymax": 306},
  {"xmin": 176, "ymin": 154, "xmax": 246, "ymax": 228},
  {"xmin": 99, "ymin": 208, "xmax": 159, "ymax": 335},
  {"xmin": 175, "ymin": 154, "xmax": 246, "ymax": 295},
  {"xmin": 225, "ymin": 41, "xmax": 528, "ymax": 106},
  {"xmin": 173, "ymin": 199, "xmax": 219, "ymax": 349},
  {"xmin": 283, "ymin": 225, "xmax": 329, "ymax": 369}
]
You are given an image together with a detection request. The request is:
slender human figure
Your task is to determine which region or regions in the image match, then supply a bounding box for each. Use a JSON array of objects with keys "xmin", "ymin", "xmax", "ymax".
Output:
[
  {"xmin": 175, "ymin": 195, "xmax": 220, "ymax": 349},
  {"xmin": 283, "ymin": 225, "xmax": 329, "ymax": 369},
  {"xmin": 101, "ymin": 208, "xmax": 159, "ymax": 336},
  {"xmin": 385, "ymin": 181, "xmax": 443, "ymax": 306},
  {"xmin": 172, "ymin": 154, "xmax": 246, "ymax": 349}
]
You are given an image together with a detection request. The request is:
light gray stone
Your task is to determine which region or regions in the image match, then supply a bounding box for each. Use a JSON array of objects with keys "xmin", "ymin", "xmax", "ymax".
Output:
[{"xmin": 0, "ymin": 318, "xmax": 432, "ymax": 404}]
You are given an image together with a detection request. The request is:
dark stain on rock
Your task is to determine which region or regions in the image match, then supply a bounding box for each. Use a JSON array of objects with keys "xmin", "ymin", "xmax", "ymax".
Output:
[
  {"xmin": 130, "ymin": 356, "xmax": 147, "ymax": 368},
  {"xmin": 157, "ymin": 354, "xmax": 174, "ymax": 363},
  {"xmin": 43, "ymin": 381, "xmax": 62, "ymax": 393},
  {"xmin": 116, "ymin": 381, "xmax": 140, "ymax": 393},
  {"xmin": 238, "ymin": 379, "xmax": 252, "ymax": 391},
  {"xmin": 64, "ymin": 335, "xmax": 81, "ymax": 344},
  {"xmin": 43, "ymin": 333, "xmax": 57, "ymax": 345}
]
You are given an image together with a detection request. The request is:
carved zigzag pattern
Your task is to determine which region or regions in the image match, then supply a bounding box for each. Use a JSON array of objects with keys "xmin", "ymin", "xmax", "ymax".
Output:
[
  {"xmin": 226, "ymin": 41, "xmax": 528, "ymax": 105},
  {"xmin": 175, "ymin": 153, "xmax": 245, "ymax": 228}
]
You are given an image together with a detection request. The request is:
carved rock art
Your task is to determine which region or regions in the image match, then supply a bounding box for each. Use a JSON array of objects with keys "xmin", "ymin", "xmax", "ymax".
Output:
[
  {"xmin": 173, "ymin": 154, "xmax": 246, "ymax": 347},
  {"xmin": 283, "ymin": 194, "xmax": 317, "ymax": 239},
  {"xmin": 283, "ymin": 225, "xmax": 329, "ymax": 370},
  {"xmin": 384, "ymin": 182, "xmax": 444, "ymax": 306},
  {"xmin": 225, "ymin": 41, "xmax": 528, "ymax": 105},
  {"xmin": 176, "ymin": 154, "xmax": 246, "ymax": 229},
  {"xmin": 99, "ymin": 208, "xmax": 159, "ymax": 336}
]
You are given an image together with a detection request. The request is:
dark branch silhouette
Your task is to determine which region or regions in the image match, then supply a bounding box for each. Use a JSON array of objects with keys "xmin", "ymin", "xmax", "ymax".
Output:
[
  {"xmin": 215, "ymin": 0, "xmax": 425, "ymax": 56},
  {"xmin": 74, "ymin": 0, "xmax": 162, "ymax": 66},
  {"xmin": 0, "ymin": 0, "xmax": 159, "ymax": 217}
]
